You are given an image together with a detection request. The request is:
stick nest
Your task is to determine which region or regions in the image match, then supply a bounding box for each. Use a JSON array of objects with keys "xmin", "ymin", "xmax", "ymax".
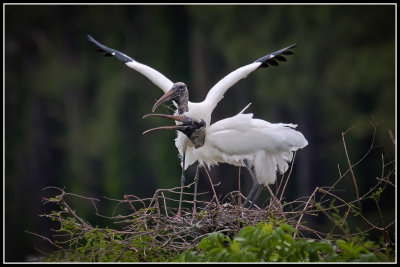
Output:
[{"xmin": 37, "ymin": 183, "xmax": 312, "ymax": 261}]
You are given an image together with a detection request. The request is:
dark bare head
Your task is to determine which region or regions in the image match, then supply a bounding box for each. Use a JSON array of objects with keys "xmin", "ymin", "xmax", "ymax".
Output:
[
  {"xmin": 143, "ymin": 113, "xmax": 206, "ymax": 149},
  {"xmin": 152, "ymin": 82, "xmax": 189, "ymax": 114}
]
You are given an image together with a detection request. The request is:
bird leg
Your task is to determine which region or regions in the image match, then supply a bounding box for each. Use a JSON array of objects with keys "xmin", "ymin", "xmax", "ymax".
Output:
[
  {"xmin": 192, "ymin": 164, "xmax": 200, "ymax": 217},
  {"xmin": 173, "ymin": 152, "xmax": 186, "ymax": 221},
  {"xmin": 242, "ymin": 159, "xmax": 261, "ymax": 208},
  {"xmin": 251, "ymin": 184, "xmax": 265, "ymax": 207},
  {"xmin": 242, "ymin": 183, "xmax": 262, "ymax": 208},
  {"xmin": 241, "ymin": 159, "xmax": 278, "ymax": 209}
]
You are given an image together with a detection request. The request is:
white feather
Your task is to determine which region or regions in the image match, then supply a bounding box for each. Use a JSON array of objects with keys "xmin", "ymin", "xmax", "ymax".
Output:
[
  {"xmin": 204, "ymin": 63, "xmax": 261, "ymax": 111},
  {"xmin": 125, "ymin": 61, "xmax": 174, "ymax": 93},
  {"xmin": 185, "ymin": 110, "xmax": 308, "ymax": 185}
]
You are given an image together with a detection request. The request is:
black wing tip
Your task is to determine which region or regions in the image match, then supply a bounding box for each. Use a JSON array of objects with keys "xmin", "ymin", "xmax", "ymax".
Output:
[
  {"xmin": 87, "ymin": 34, "xmax": 114, "ymax": 57},
  {"xmin": 87, "ymin": 34, "xmax": 104, "ymax": 49},
  {"xmin": 281, "ymin": 44, "xmax": 297, "ymax": 55},
  {"xmin": 87, "ymin": 34, "xmax": 98, "ymax": 44},
  {"xmin": 86, "ymin": 34, "xmax": 133, "ymax": 63},
  {"xmin": 255, "ymin": 43, "xmax": 297, "ymax": 68}
]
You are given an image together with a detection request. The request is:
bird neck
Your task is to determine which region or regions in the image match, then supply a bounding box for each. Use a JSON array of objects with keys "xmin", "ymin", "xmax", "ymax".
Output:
[
  {"xmin": 189, "ymin": 127, "xmax": 206, "ymax": 149},
  {"xmin": 177, "ymin": 94, "xmax": 189, "ymax": 114}
]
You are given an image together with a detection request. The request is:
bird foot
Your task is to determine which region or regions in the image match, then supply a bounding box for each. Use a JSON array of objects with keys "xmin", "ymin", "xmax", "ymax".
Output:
[
  {"xmin": 192, "ymin": 203, "xmax": 197, "ymax": 216},
  {"xmin": 192, "ymin": 209, "xmax": 197, "ymax": 219},
  {"xmin": 172, "ymin": 213, "xmax": 182, "ymax": 222}
]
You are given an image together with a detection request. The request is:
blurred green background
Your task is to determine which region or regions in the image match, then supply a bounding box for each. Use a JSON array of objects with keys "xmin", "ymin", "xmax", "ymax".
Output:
[{"xmin": 5, "ymin": 4, "xmax": 395, "ymax": 262}]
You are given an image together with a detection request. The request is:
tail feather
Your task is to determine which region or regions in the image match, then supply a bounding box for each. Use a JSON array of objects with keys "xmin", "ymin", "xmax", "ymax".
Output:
[
  {"xmin": 275, "ymin": 151, "xmax": 291, "ymax": 174},
  {"xmin": 254, "ymin": 150, "xmax": 298, "ymax": 185},
  {"xmin": 254, "ymin": 152, "xmax": 278, "ymax": 185}
]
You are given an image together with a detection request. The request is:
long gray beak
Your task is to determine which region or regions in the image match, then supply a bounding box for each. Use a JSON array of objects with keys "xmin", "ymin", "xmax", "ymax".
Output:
[
  {"xmin": 142, "ymin": 113, "xmax": 194, "ymax": 134},
  {"xmin": 152, "ymin": 89, "xmax": 177, "ymax": 112}
]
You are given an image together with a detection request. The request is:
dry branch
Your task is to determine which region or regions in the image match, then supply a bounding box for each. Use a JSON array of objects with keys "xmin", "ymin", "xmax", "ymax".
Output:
[{"xmin": 32, "ymin": 126, "xmax": 395, "ymax": 262}]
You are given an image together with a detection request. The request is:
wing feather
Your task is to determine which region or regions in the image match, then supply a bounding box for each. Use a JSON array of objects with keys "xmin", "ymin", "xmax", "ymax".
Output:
[
  {"xmin": 207, "ymin": 114, "xmax": 307, "ymax": 155},
  {"xmin": 204, "ymin": 44, "xmax": 296, "ymax": 111},
  {"xmin": 87, "ymin": 34, "xmax": 174, "ymax": 93},
  {"xmin": 204, "ymin": 63, "xmax": 260, "ymax": 110}
]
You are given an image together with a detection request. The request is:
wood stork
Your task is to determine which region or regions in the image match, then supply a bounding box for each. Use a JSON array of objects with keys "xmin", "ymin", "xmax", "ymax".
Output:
[
  {"xmin": 87, "ymin": 35, "xmax": 296, "ymax": 216},
  {"xmin": 143, "ymin": 104, "xmax": 308, "ymax": 208},
  {"xmin": 87, "ymin": 35, "xmax": 295, "ymax": 125}
]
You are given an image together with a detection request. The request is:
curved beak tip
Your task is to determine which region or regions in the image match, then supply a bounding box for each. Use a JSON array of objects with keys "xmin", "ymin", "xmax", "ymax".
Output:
[{"xmin": 152, "ymin": 89, "xmax": 176, "ymax": 112}]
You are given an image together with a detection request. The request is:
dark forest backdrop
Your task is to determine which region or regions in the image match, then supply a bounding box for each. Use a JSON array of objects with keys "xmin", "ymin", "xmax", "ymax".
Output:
[{"xmin": 4, "ymin": 4, "xmax": 395, "ymax": 261}]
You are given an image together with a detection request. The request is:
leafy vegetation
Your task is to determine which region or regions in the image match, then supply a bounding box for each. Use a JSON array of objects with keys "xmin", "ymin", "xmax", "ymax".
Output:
[
  {"xmin": 34, "ymin": 154, "xmax": 394, "ymax": 263},
  {"xmin": 174, "ymin": 222, "xmax": 391, "ymax": 262}
]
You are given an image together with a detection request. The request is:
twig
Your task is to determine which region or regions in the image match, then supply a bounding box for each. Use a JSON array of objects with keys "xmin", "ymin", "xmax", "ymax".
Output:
[
  {"xmin": 294, "ymin": 186, "xmax": 319, "ymax": 238},
  {"xmin": 318, "ymin": 188, "xmax": 384, "ymax": 232},
  {"xmin": 161, "ymin": 192, "xmax": 168, "ymax": 217},
  {"xmin": 341, "ymin": 130, "xmax": 362, "ymax": 212},
  {"xmin": 279, "ymin": 151, "xmax": 297, "ymax": 202},
  {"xmin": 25, "ymin": 231, "xmax": 63, "ymax": 249},
  {"xmin": 388, "ymin": 130, "xmax": 395, "ymax": 144},
  {"xmin": 238, "ymin": 166, "xmax": 241, "ymax": 207},
  {"xmin": 203, "ymin": 166, "xmax": 220, "ymax": 206}
]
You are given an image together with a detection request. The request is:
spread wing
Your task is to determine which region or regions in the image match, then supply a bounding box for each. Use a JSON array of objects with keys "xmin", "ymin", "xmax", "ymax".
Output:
[
  {"xmin": 204, "ymin": 44, "xmax": 296, "ymax": 111},
  {"xmin": 87, "ymin": 34, "xmax": 174, "ymax": 93}
]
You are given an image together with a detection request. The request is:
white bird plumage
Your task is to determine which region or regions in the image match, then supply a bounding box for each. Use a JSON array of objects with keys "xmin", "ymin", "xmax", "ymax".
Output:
[
  {"xmin": 144, "ymin": 104, "xmax": 308, "ymax": 208},
  {"xmin": 192, "ymin": 106, "xmax": 308, "ymax": 186},
  {"xmin": 88, "ymin": 35, "xmax": 301, "ymax": 213},
  {"xmin": 87, "ymin": 34, "xmax": 296, "ymax": 166}
]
